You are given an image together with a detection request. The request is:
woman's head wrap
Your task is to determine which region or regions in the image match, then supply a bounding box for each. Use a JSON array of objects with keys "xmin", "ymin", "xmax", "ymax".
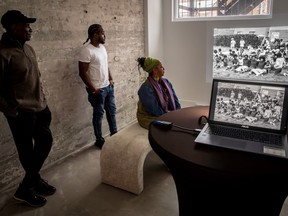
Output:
[{"xmin": 143, "ymin": 57, "xmax": 161, "ymax": 73}]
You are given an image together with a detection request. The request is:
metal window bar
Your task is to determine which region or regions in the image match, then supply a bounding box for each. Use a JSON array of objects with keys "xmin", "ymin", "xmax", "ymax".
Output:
[{"xmin": 177, "ymin": 0, "xmax": 270, "ymax": 18}]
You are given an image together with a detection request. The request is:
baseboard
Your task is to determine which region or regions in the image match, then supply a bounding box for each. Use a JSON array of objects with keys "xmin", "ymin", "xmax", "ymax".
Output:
[{"xmin": 179, "ymin": 100, "xmax": 209, "ymax": 108}]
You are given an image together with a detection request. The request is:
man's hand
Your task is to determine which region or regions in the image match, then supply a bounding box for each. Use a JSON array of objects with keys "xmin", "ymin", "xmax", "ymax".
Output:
[
  {"xmin": 92, "ymin": 88, "xmax": 103, "ymax": 95},
  {"xmin": 109, "ymin": 80, "xmax": 114, "ymax": 86}
]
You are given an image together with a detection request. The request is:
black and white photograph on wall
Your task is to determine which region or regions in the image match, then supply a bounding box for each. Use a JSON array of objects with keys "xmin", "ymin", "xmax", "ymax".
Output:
[
  {"xmin": 213, "ymin": 81, "xmax": 285, "ymax": 130},
  {"xmin": 213, "ymin": 26, "xmax": 288, "ymax": 82}
]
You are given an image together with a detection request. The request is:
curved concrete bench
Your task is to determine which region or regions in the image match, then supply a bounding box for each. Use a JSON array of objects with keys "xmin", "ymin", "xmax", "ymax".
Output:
[{"xmin": 100, "ymin": 122, "xmax": 152, "ymax": 195}]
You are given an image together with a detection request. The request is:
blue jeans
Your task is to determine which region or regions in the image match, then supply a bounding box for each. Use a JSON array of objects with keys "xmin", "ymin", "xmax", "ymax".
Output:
[{"xmin": 87, "ymin": 85, "xmax": 117, "ymax": 141}]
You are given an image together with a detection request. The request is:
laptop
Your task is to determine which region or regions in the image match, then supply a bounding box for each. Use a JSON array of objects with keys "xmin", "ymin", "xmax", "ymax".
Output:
[{"xmin": 195, "ymin": 78, "xmax": 288, "ymax": 158}]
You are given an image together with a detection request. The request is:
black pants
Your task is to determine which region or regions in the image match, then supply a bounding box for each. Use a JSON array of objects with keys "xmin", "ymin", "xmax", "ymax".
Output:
[{"xmin": 5, "ymin": 106, "xmax": 53, "ymax": 188}]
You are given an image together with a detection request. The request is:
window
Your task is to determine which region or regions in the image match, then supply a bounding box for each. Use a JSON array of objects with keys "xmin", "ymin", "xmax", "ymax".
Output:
[{"xmin": 173, "ymin": 0, "xmax": 273, "ymax": 21}]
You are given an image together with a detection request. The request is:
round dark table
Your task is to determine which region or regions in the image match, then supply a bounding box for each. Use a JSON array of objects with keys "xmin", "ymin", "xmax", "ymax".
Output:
[{"xmin": 148, "ymin": 106, "xmax": 288, "ymax": 216}]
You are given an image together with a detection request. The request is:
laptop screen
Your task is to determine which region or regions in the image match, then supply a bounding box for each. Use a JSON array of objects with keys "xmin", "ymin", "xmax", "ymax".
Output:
[{"xmin": 209, "ymin": 79, "xmax": 288, "ymax": 133}]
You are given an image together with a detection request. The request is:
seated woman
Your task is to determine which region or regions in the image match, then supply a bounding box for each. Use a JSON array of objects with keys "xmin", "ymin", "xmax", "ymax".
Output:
[
  {"xmin": 271, "ymin": 52, "xmax": 285, "ymax": 75},
  {"xmin": 235, "ymin": 54, "xmax": 250, "ymax": 73},
  {"xmin": 136, "ymin": 57, "xmax": 181, "ymax": 129},
  {"xmin": 250, "ymin": 56, "xmax": 267, "ymax": 76},
  {"xmin": 249, "ymin": 55, "xmax": 259, "ymax": 70}
]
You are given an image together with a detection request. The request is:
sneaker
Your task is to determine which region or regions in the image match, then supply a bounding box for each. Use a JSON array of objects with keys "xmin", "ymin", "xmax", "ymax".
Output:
[
  {"xmin": 34, "ymin": 178, "xmax": 56, "ymax": 196},
  {"xmin": 110, "ymin": 131, "xmax": 117, "ymax": 136},
  {"xmin": 110, "ymin": 130, "xmax": 118, "ymax": 136},
  {"xmin": 14, "ymin": 184, "xmax": 46, "ymax": 207},
  {"xmin": 95, "ymin": 138, "xmax": 105, "ymax": 149}
]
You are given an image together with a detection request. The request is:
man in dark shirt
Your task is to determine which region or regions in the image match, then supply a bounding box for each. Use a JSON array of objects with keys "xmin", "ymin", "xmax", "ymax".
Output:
[{"xmin": 0, "ymin": 10, "xmax": 56, "ymax": 207}]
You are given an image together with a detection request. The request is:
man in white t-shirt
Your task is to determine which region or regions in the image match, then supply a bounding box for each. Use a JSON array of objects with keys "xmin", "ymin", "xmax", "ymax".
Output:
[
  {"xmin": 240, "ymin": 38, "xmax": 245, "ymax": 49},
  {"xmin": 78, "ymin": 24, "xmax": 117, "ymax": 149},
  {"xmin": 230, "ymin": 38, "xmax": 236, "ymax": 50}
]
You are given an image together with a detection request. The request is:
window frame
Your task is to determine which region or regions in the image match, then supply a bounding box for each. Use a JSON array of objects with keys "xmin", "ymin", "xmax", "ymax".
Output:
[{"xmin": 172, "ymin": 0, "xmax": 273, "ymax": 22}]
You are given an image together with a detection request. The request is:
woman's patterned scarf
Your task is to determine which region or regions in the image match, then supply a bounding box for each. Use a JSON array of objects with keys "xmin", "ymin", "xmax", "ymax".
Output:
[{"xmin": 148, "ymin": 77, "xmax": 176, "ymax": 112}]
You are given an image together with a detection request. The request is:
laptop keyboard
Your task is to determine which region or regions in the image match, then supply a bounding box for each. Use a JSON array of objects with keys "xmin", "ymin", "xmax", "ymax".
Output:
[{"xmin": 205, "ymin": 125, "xmax": 283, "ymax": 146}]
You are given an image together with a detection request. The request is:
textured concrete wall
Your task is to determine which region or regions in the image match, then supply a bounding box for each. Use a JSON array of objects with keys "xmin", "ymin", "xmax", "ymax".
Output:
[{"xmin": 0, "ymin": 0, "xmax": 145, "ymax": 195}]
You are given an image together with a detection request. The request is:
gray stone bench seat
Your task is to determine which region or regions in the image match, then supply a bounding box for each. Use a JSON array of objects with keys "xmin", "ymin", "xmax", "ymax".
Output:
[{"xmin": 100, "ymin": 122, "xmax": 152, "ymax": 195}]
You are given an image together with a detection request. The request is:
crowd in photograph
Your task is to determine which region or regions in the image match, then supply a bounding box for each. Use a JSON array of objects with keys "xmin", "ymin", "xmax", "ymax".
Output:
[
  {"xmin": 215, "ymin": 86, "xmax": 283, "ymax": 127},
  {"xmin": 213, "ymin": 36, "xmax": 288, "ymax": 77}
]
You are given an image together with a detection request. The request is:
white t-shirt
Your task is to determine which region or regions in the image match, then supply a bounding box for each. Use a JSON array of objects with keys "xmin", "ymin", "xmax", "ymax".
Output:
[
  {"xmin": 79, "ymin": 43, "xmax": 109, "ymax": 88},
  {"xmin": 274, "ymin": 57, "xmax": 285, "ymax": 69},
  {"xmin": 230, "ymin": 39, "xmax": 236, "ymax": 48},
  {"xmin": 240, "ymin": 40, "xmax": 245, "ymax": 48}
]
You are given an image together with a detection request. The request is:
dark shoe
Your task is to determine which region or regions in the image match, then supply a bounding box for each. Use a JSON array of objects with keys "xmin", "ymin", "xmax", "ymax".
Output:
[
  {"xmin": 14, "ymin": 184, "xmax": 46, "ymax": 207},
  {"xmin": 34, "ymin": 178, "xmax": 56, "ymax": 196},
  {"xmin": 95, "ymin": 138, "xmax": 105, "ymax": 149},
  {"xmin": 110, "ymin": 131, "xmax": 117, "ymax": 136}
]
